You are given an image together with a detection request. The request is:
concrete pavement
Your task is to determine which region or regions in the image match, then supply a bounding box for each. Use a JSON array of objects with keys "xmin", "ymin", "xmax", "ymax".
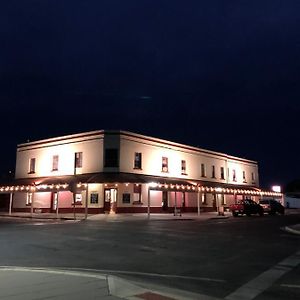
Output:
[{"xmin": 0, "ymin": 267, "xmax": 219, "ymax": 300}]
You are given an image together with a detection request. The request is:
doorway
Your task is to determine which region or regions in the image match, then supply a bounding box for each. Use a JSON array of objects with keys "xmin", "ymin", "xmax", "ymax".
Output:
[
  {"xmin": 162, "ymin": 191, "xmax": 168, "ymax": 211},
  {"xmin": 104, "ymin": 188, "xmax": 117, "ymax": 213},
  {"xmin": 51, "ymin": 192, "xmax": 58, "ymax": 212}
]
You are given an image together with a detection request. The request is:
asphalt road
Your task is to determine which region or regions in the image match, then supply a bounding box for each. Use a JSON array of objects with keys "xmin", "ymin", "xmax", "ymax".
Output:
[{"xmin": 0, "ymin": 213, "xmax": 299, "ymax": 299}]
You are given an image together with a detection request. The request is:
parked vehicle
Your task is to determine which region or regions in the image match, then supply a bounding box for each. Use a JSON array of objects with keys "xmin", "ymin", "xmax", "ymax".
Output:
[
  {"xmin": 259, "ymin": 199, "xmax": 285, "ymax": 215},
  {"xmin": 230, "ymin": 199, "xmax": 264, "ymax": 217}
]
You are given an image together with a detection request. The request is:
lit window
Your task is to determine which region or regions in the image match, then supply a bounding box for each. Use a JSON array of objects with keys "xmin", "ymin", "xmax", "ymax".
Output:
[
  {"xmin": 134, "ymin": 152, "xmax": 142, "ymax": 169},
  {"xmin": 28, "ymin": 158, "xmax": 36, "ymax": 174},
  {"xmin": 75, "ymin": 193, "xmax": 82, "ymax": 205},
  {"xmin": 181, "ymin": 160, "xmax": 187, "ymax": 175},
  {"xmin": 233, "ymin": 169, "xmax": 237, "ymax": 182},
  {"xmin": 133, "ymin": 184, "xmax": 142, "ymax": 203},
  {"xmin": 212, "ymin": 165, "xmax": 216, "ymax": 178},
  {"xmin": 201, "ymin": 193, "xmax": 207, "ymax": 204},
  {"xmin": 162, "ymin": 157, "xmax": 168, "ymax": 172},
  {"xmin": 75, "ymin": 152, "xmax": 83, "ymax": 168},
  {"xmin": 26, "ymin": 193, "xmax": 33, "ymax": 206},
  {"xmin": 201, "ymin": 163, "xmax": 206, "ymax": 177},
  {"xmin": 52, "ymin": 155, "xmax": 59, "ymax": 171},
  {"xmin": 220, "ymin": 167, "xmax": 225, "ymax": 180}
]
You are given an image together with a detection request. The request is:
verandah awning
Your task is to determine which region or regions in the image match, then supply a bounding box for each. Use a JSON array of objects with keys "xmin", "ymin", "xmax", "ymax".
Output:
[{"xmin": 0, "ymin": 172, "xmax": 281, "ymax": 197}]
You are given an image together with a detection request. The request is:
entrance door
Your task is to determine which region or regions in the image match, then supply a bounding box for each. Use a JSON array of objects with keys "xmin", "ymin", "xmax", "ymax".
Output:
[
  {"xmin": 162, "ymin": 191, "xmax": 168, "ymax": 211},
  {"xmin": 51, "ymin": 192, "xmax": 58, "ymax": 212},
  {"xmin": 104, "ymin": 188, "xmax": 117, "ymax": 213}
]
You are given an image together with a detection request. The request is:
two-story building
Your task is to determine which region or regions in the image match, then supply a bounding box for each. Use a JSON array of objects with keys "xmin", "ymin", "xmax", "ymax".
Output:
[{"xmin": 0, "ymin": 130, "xmax": 282, "ymax": 215}]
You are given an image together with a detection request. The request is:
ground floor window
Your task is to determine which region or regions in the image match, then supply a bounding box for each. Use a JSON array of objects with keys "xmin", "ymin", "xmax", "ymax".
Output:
[
  {"xmin": 90, "ymin": 193, "xmax": 98, "ymax": 204},
  {"xmin": 75, "ymin": 193, "xmax": 82, "ymax": 205},
  {"xmin": 122, "ymin": 193, "xmax": 130, "ymax": 203}
]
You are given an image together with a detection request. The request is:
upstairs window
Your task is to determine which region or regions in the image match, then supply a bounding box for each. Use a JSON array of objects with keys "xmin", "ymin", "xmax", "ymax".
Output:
[
  {"xmin": 251, "ymin": 172, "xmax": 255, "ymax": 182},
  {"xmin": 29, "ymin": 158, "xmax": 36, "ymax": 174},
  {"xmin": 105, "ymin": 149, "xmax": 119, "ymax": 167},
  {"xmin": 52, "ymin": 155, "xmax": 59, "ymax": 171},
  {"xmin": 220, "ymin": 167, "xmax": 225, "ymax": 180},
  {"xmin": 181, "ymin": 160, "xmax": 187, "ymax": 175},
  {"xmin": 243, "ymin": 171, "xmax": 247, "ymax": 182},
  {"xmin": 211, "ymin": 165, "xmax": 216, "ymax": 178},
  {"xmin": 233, "ymin": 169, "xmax": 237, "ymax": 182},
  {"xmin": 201, "ymin": 163, "xmax": 206, "ymax": 177},
  {"xmin": 134, "ymin": 152, "xmax": 142, "ymax": 169},
  {"xmin": 162, "ymin": 157, "xmax": 168, "ymax": 172},
  {"xmin": 75, "ymin": 152, "xmax": 83, "ymax": 168}
]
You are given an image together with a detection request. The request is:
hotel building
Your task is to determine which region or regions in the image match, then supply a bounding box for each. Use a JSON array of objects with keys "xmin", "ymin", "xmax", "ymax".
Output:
[{"xmin": 0, "ymin": 130, "xmax": 281, "ymax": 215}]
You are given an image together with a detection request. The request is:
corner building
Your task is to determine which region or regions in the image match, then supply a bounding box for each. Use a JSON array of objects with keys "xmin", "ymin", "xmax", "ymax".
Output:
[{"xmin": 4, "ymin": 130, "xmax": 280, "ymax": 214}]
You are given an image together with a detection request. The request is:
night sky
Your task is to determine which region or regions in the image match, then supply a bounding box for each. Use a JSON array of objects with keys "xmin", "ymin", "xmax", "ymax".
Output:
[{"xmin": 1, "ymin": 1, "xmax": 300, "ymax": 188}]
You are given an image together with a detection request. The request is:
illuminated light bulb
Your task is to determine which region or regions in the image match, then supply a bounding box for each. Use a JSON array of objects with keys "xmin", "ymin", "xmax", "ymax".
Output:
[
  {"xmin": 187, "ymin": 186, "xmax": 191, "ymax": 190},
  {"xmin": 56, "ymin": 184, "xmax": 60, "ymax": 189},
  {"xmin": 26, "ymin": 187, "xmax": 29, "ymax": 191},
  {"xmin": 104, "ymin": 184, "xmax": 107, "ymax": 187},
  {"xmin": 158, "ymin": 184, "xmax": 162, "ymax": 188},
  {"xmin": 165, "ymin": 184, "xmax": 168, "ymax": 188},
  {"xmin": 125, "ymin": 183, "xmax": 129, "ymax": 187},
  {"xmin": 63, "ymin": 184, "xmax": 68, "ymax": 189},
  {"xmin": 115, "ymin": 184, "xmax": 118, "ymax": 187},
  {"xmin": 10, "ymin": 187, "xmax": 14, "ymax": 191}
]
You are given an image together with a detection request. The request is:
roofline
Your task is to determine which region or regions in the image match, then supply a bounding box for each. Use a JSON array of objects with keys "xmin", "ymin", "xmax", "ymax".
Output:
[{"xmin": 17, "ymin": 129, "xmax": 258, "ymax": 165}]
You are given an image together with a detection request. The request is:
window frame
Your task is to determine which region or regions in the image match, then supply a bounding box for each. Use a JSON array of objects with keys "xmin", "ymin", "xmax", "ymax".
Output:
[
  {"xmin": 75, "ymin": 152, "xmax": 83, "ymax": 168},
  {"xmin": 52, "ymin": 155, "xmax": 59, "ymax": 171},
  {"xmin": 28, "ymin": 158, "xmax": 36, "ymax": 174},
  {"xmin": 211, "ymin": 165, "xmax": 216, "ymax": 178},
  {"xmin": 162, "ymin": 157, "xmax": 169, "ymax": 173},
  {"xmin": 134, "ymin": 152, "xmax": 142, "ymax": 169},
  {"xmin": 181, "ymin": 160, "xmax": 187, "ymax": 175},
  {"xmin": 201, "ymin": 163, "xmax": 206, "ymax": 177}
]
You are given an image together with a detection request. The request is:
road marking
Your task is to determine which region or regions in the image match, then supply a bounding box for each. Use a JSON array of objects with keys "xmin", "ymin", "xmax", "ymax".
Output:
[
  {"xmin": 0, "ymin": 266, "xmax": 107, "ymax": 280},
  {"xmin": 281, "ymin": 284, "xmax": 300, "ymax": 289},
  {"xmin": 225, "ymin": 250, "xmax": 300, "ymax": 300},
  {"xmin": 57, "ymin": 267, "xmax": 226, "ymax": 283}
]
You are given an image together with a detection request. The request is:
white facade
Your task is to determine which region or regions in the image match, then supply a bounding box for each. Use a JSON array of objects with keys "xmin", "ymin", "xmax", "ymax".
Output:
[{"xmin": 3, "ymin": 130, "xmax": 268, "ymax": 214}]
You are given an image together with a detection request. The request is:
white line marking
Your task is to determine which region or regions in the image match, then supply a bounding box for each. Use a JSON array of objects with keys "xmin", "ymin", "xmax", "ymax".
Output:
[
  {"xmin": 281, "ymin": 284, "xmax": 300, "ymax": 289},
  {"xmin": 54, "ymin": 267, "xmax": 226, "ymax": 283},
  {"xmin": 0, "ymin": 266, "xmax": 107, "ymax": 280},
  {"xmin": 225, "ymin": 251, "xmax": 300, "ymax": 300},
  {"xmin": 0, "ymin": 266, "xmax": 225, "ymax": 283}
]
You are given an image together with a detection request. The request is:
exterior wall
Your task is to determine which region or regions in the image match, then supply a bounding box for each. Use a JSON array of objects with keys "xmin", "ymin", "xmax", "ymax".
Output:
[
  {"xmin": 15, "ymin": 131, "xmax": 104, "ymax": 179},
  {"xmin": 119, "ymin": 132, "xmax": 259, "ymax": 187},
  {"xmin": 10, "ymin": 130, "xmax": 261, "ymax": 214}
]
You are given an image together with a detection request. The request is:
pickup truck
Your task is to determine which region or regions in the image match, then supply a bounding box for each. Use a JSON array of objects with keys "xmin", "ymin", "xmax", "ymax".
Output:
[{"xmin": 230, "ymin": 199, "xmax": 264, "ymax": 217}]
